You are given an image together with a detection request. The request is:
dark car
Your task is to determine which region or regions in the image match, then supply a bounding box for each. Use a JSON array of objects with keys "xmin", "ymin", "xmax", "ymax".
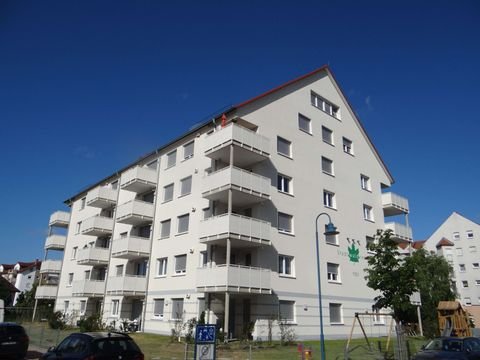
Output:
[
  {"xmin": 41, "ymin": 332, "xmax": 144, "ymax": 360},
  {"xmin": 0, "ymin": 322, "xmax": 29, "ymax": 360},
  {"xmin": 413, "ymin": 337, "xmax": 480, "ymax": 359}
]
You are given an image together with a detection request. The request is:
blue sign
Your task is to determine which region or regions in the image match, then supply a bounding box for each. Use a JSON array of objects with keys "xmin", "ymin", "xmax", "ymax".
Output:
[
  {"xmin": 196, "ymin": 324, "xmax": 216, "ymax": 343},
  {"xmin": 194, "ymin": 324, "xmax": 217, "ymax": 360}
]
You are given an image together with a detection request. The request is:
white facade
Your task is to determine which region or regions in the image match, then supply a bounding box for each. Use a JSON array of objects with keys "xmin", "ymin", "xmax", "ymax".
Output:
[
  {"xmin": 423, "ymin": 212, "xmax": 480, "ymax": 309},
  {"xmin": 41, "ymin": 66, "xmax": 411, "ymax": 339}
]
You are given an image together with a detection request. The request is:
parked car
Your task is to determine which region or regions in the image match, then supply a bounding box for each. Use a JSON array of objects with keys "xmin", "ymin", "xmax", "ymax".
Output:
[
  {"xmin": 41, "ymin": 332, "xmax": 144, "ymax": 360},
  {"xmin": 0, "ymin": 322, "xmax": 29, "ymax": 360},
  {"xmin": 412, "ymin": 337, "xmax": 480, "ymax": 359}
]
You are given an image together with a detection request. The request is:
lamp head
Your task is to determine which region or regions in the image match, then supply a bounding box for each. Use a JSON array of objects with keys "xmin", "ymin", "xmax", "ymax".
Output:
[{"xmin": 324, "ymin": 222, "xmax": 339, "ymax": 236}]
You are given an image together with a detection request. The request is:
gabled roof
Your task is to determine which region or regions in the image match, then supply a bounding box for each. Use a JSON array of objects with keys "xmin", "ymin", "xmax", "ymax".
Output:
[
  {"xmin": 412, "ymin": 240, "xmax": 426, "ymax": 250},
  {"xmin": 0, "ymin": 276, "xmax": 19, "ymax": 293},
  {"xmin": 436, "ymin": 237, "xmax": 454, "ymax": 248}
]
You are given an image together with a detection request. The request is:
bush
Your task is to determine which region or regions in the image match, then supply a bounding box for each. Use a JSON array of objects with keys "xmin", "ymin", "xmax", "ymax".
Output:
[
  {"xmin": 48, "ymin": 311, "xmax": 67, "ymax": 330},
  {"xmin": 278, "ymin": 321, "xmax": 296, "ymax": 345},
  {"xmin": 78, "ymin": 314, "xmax": 104, "ymax": 332}
]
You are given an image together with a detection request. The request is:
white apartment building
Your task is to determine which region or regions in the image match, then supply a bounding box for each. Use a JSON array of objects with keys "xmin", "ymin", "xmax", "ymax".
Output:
[
  {"xmin": 35, "ymin": 66, "xmax": 412, "ymax": 340},
  {"xmin": 422, "ymin": 212, "xmax": 480, "ymax": 325}
]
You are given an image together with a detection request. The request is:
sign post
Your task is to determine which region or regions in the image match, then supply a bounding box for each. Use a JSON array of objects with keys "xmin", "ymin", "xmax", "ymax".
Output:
[{"xmin": 194, "ymin": 324, "xmax": 216, "ymax": 360}]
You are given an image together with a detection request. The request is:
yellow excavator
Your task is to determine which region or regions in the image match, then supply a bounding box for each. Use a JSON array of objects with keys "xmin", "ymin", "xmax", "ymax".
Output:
[{"xmin": 437, "ymin": 301, "xmax": 472, "ymax": 337}]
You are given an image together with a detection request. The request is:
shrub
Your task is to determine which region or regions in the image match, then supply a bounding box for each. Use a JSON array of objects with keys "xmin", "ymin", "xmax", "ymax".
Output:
[
  {"xmin": 48, "ymin": 311, "xmax": 67, "ymax": 330},
  {"xmin": 78, "ymin": 314, "xmax": 104, "ymax": 332}
]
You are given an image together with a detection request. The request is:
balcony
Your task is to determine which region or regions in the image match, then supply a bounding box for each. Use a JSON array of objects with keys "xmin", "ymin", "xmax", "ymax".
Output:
[
  {"xmin": 35, "ymin": 285, "xmax": 58, "ymax": 299},
  {"xmin": 196, "ymin": 265, "xmax": 271, "ymax": 294},
  {"xmin": 204, "ymin": 123, "xmax": 270, "ymax": 167},
  {"xmin": 72, "ymin": 280, "xmax": 106, "ymax": 297},
  {"xmin": 106, "ymin": 275, "xmax": 147, "ymax": 296},
  {"xmin": 111, "ymin": 236, "xmax": 151, "ymax": 260},
  {"xmin": 81, "ymin": 215, "xmax": 114, "ymax": 237},
  {"xmin": 44, "ymin": 234, "xmax": 66, "ymax": 250},
  {"xmin": 200, "ymin": 214, "xmax": 271, "ymax": 246},
  {"xmin": 202, "ymin": 166, "xmax": 270, "ymax": 206},
  {"xmin": 86, "ymin": 186, "xmax": 117, "ymax": 208},
  {"xmin": 382, "ymin": 192, "xmax": 409, "ymax": 216},
  {"xmin": 116, "ymin": 200, "xmax": 154, "ymax": 226},
  {"xmin": 49, "ymin": 211, "xmax": 70, "ymax": 228},
  {"xmin": 40, "ymin": 260, "xmax": 62, "ymax": 274},
  {"xmin": 77, "ymin": 246, "xmax": 110, "ymax": 266},
  {"xmin": 121, "ymin": 166, "xmax": 157, "ymax": 193},
  {"xmin": 385, "ymin": 222, "xmax": 413, "ymax": 243}
]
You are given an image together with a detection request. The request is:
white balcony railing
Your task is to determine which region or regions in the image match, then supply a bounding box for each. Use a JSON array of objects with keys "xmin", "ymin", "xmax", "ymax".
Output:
[
  {"xmin": 86, "ymin": 186, "xmax": 117, "ymax": 208},
  {"xmin": 44, "ymin": 234, "xmax": 66, "ymax": 250},
  {"xmin": 385, "ymin": 222, "xmax": 413, "ymax": 242},
  {"xmin": 197, "ymin": 264, "xmax": 271, "ymax": 293},
  {"xmin": 106, "ymin": 275, "xmax": 147, "ymax": 295},
  {"xmin": 77, "ymin": 246, "xmax": 110, "ymax": 265},
  {"xmin": 202, "ymin": 166, "xmax": 270, "ymax": 201},
  {"xmin": 204, "ymin": 123, "xmax": 270, "ymax": 159},
  {"xmin": 49, "ymin": 211, "xmax": 70, "ymax": 228},
  {"xmin": 35, "ymin": 285, "xmax": 58, "ymax": 299},
  {"xmin": 382, "ymin": 192, "xmax": 409, "ymax": 216},
  {"xmin": 72, "ymin": 280, "xmax": 106, "ymax": 296},
  {"xmin": 111, "ymin": 236, "xmax": 151, "ymax": 259},
  {"xmin": 116, "ymin": 200, "xmax": 154, "ymax": 225},
  {"xmin": 40, "ymin": 260, "xmax": 62, "ymax": 273},
  {"xmin": 200, "ymin": 213, "xmax": 271, "ymax": 245},
  {"xmin": 121, "ymin": 166, "xmax": 157, "ymax": 193},
  {"xmin": 81, "ymin": 215, "xmax": 114, "ymax": 236}
]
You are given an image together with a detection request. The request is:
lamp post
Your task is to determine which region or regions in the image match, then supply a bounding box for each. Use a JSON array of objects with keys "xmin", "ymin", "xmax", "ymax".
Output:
[{"xmin": 315, "ymin": 212, "xmax": 340, "ymax": 360}]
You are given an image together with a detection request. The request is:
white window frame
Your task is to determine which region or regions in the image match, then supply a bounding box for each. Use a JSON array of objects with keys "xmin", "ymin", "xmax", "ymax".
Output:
[
  {"xmin": 277, "ymin": 136, "xmax": 292, "ymax": 158},
  {"xmin": 80, "ymin": 300, "xmax": 86, "ymax": 315},
  {"xmin": 157, "ymin": 257, "xmax": 168, "ymax": 277},
  {"xmin": 153, "ymin": 298, "xmax": 165, "ymax": 319},
  {"xmin": 323, "ymin": 190, "xmax": 336, "ymax": 209},
  {"xmin": 321, "ymin": 126, "xmax": 333, "ymax": 145},
  {"xmin": 76, "ymin": 221, "xmax": 82, "ymax": 234},
  {"xmin": 277, "ymin": 174, "xmax": 292, "ymax": 194},
  {"xmin": 166, "ymin": 150, "xmax": 177, "ymax": 169},
  {"xmin": 163, "ymin": 183, "xmax": 174, "ymax": 202},
  {"xmin": 279, "ymin": 300, "xmax": 295, "ymax": 322},
  {"xmin": 476, "ymin": 280, "xmax": 480, "ymax": 286},
  {"xmin": 180, "ymin": 176, "xmax": 192, "ymax": 197},
  {"xmin": 64, "ymin": 300, "xmax": 69, "ymax": 314},
  {"xmin": 71, "ymin": 246, "xmax": 78, "ymax": 260},
  {"xmin": 183, "ymin": 141, "xmax": 194, "ymax": 160},
  {"xmin": 111, "ymin": 299, "xmax": 120, "ymax": 316},
  {"xmin": 462, "ymin": 280, "xmax": 469, "ymax": 288},
  {"xmin": 311, "ymin": 92, "xmax": 340, "ymax": 119},
  {"xmin": 467, "ymin": 231, "xmax": 474, "ymax": 239},
  {"xmin": 171, "ymin": 298, "xmax": 184, "ymax": 321},
  {"xmin": 329, "ymin": 303, "xmax": 343, "ymax": 324},
  {"xmin": 361, "ymin": 175, "xmax": 371, "ymax": 191},
  {"xmin": 80, "ymin": 197, "xmax": 86, "ymax": 210},
  {"xmin": 174, "ymin": 254, "xmax": 187, "ymax": 274},
  {"xmin": 278, "ymin": 212, "xmax": 293, "ymax": 234},
  {"xmin": 473, "ymin": 263, "xmax": 479, "ymax": 269},
  {"xmin": 199, "ymin": 251, "xmax": 208, "ymax": 268},
  {"xmin": 177, "ymin": 214, "xmax": 190, "ymax": 234},
  {"xmin": 278, "ymin": 255, "xmax": 294, "ymax": 277},
  {"xmin": 160, "ymin": 219, "xmax": 171, "ymax": 239},
  {"xmin": 298, "ymin": 113, "xmax": 312, "ymax": 134},
  {"xmin": 465, "ymin": 297, "xmax": 472, "ymax": 306},
  {"xmin": 459, "ymin": 264, "xmax": 466, "ymax": 272},
  {"xmin": 327, "ymin": 262, "xmax": 340, "ymax": 283},
  {"xmin": 363, "ymin": 205, "xmax": 374, "ymax": 221},
  {"xmin": 366, "ymin": 236, "xmax": 375, "ymax": 253},
  {"xmin": 453, "ymin": 232, "xmax": 460, "ymax": 240},
  {"xmin": 67, "ymin": 273, "xmax": 73, "ymax": 286},
  {"xmin": 343, "ymin": 137, "xmax": 353, "ymax": 155},
  {"xmin": 321, "ymin": 156, "xmax": 334, "ymax": 175}
]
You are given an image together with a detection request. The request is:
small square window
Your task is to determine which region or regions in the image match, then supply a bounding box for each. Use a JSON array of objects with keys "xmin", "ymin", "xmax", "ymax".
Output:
[
  {"xmin": 321, "ymin": 157, "xmax": 334, "ymax": 175},
  {"xmin": 278, "ymin": 212, "xmax": 293, "ymax": 234},
  {"xmin": 329, "ymin": 303, "xmax": 343, "ymax": 324},
  {"xmin": 277, "ymin": 174, "xmax": 292, "ymax": 194},
  {"xmin": 473, "ymin": 263, "xmax": 479, "ymax": 269},
  {"xmin": 453, "ymin": 232, "xmax": 460, "ymax": 240},
  {"xmin": 343, "ymin": 137, "xmax": 353, "ymax": 155},
  {"xmin": 459, "ymin": 264, "xmax": 466, "ymax": 272},
  {"xmin": 476, "ymin": 280, "xmax": 480, "ymax": 286},
  {"xmin": 183, "ymin": 141, "xmax": 194, "ymax": 160},
  {"xmin": 163, "ymin": 183, "xmax": 174, "ymax": 202},
  {"xmin": 462, "ymin": 280, "xmax": 469, "ymax": 288},
  {"xmin": 323, "ymin": 190, "xmax": 336, "ymax": 209},
  {"xmin": 363, "ymin": 205, "xmax": 374, "ymax": 221},
  {"xmin": 467, "ymin": 231, "xmax": 474, "ymax": 239},
  {"xmin": 166, "ymin": 150, "xmax": 177, "ymax": 168},
  {"xmin": 177, "ymin": 214, "xmax": 190, "ymax": 234},
  {"xmin": 279, "ymin": 300, "xmax": 295, "ymax": 322},
  {"xmin": 298, "ymin": 114, "xmax": 311, "ymax": 133},
  {"xmin": 327, "ymin": 263, "xmax": 340, "ymax": 282},
  {"xmin": 322, "ymin": 126, "xmax": 333, "ymax": 145},
  {"xmin": 361, "ymin": 175, "xmax": 371, "ymax": 191},
  {"xmin": 277, "ymin": 136, "xmax": 292, "ymax": 157}
]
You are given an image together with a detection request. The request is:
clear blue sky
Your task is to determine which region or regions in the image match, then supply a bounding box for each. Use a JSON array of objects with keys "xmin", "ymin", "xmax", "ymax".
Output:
[{"xmin": 1, "ymin": 1, "xmax": 479, "ymax": 263}]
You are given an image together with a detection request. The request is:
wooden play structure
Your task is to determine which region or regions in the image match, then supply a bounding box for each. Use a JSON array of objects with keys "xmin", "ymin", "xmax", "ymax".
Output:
[{"xmin": 437, "ymin": 301, "xmax": 472, "ymax": 337}]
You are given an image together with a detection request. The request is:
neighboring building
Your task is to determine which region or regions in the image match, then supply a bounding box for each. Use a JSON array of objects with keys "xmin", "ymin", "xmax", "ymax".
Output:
[
  {"xmin": 36, "ymin": 65, "xmax": 412, "ymax": 339},
  {"xmin": 0, "ymin": 260, "xmax": 41, "ymax": 305},
  {"xmin": 422, "ymin": 212, "xmax": 480, "ymax": 326}
]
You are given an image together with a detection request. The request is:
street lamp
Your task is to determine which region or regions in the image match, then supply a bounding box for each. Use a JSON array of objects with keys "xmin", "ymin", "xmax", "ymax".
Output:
[{"xmin": 315, "ymin": 212, "xmax": 340, "ymax": 360}]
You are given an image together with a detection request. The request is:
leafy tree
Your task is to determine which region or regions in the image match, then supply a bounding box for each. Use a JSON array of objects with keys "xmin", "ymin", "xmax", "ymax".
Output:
[{"xmin": 365, "ymin": 229, "xmax": 415, "ymax": 321}]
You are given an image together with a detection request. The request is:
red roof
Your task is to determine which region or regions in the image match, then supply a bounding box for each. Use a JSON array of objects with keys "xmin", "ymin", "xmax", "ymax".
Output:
[
  {"xmin": 436, "ymin": 237, "xmax": 454, "ymax": 248},
  {"xmin": 412, "ymin": 240, "xmax": 426, "ymax": 250}
]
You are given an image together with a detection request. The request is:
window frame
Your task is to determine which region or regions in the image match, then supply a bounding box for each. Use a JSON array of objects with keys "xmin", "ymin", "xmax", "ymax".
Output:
[
  {"xmin": 163, "ymin": 183, "xmax": 174, "ymax": 203},
  {"xmin": 278, "ymin": 212, "xmax": 293, "ymax": 234},
  {"xmin": 177, "ymin": 213, "xmax": 190, "ymax": 234},
  {"xmin": 329, "ymin": 303, "xmax": 343, "ymax": 324},
  {"xmin": 160, "ymin": 219, "xmax": 171, "ymax": 239},
  {"xmin": 321, "ymin": 156, "xmax": 334, "ymax": 176},
  {"xmin": 179, "ymin": 176, "xmax": 192, "ymax": 197},
  {"xmin": 153, "ymin": 298, "xmax": 165, "ymax": 319},
  {"xmin": 278, "ymin": 255, "xmax": 294, "ymax": 277},
  {"xmin": 277, "ymin": 136, "xmax": 292, "ymax": 158},
  {"xmin": 171, "ymin": 298, "xmax": 184, "ymax": 321},
  {"xmin": 323, "ymin": 190, "xmax": 336, "ymax": 209},
  {"xmin": 363, "ymin": 204, "xmax": 374, "ymax": 222},
  {"xmin": 311, "ymin": 91, "xmax": 340, "ymax": 119},
  {"xmin": 277, "ymin": 173, "xmax": 292, "ymax": 194},
  {"xmin": 111, "ymin": 299, "xmax": 120, "ymax": 316},
  {"xmin": 298, "ymin": 113, "xmax": 312, "ymax": 134},
  {"xmin": 174, "ymin": 254, "xmax": 187, "ymax": 274},
  {"xmin": 327, "ymin": 262, "xmax": 340, "ymax": 283},
  {"xmin": 279, "ymin": 300, "xmax": 295, "ymax": 322},
  {"xmin": 360, "ymin": 174, "xmax": 371, "ymax": 191},
  {"xmin": 157, "ymin": 257, "xmax": 168, "ymax": 277},
  {"xmin": 342, "ymin": 137, "xmax": 353, "ymax": 155},
  {"xmin": 166, "ymin": 150, "xmax": 177, "ymax": 169},
  {"xmin": 321, "ymin": 126, "xmax": 334, "ymax": 145},
  {"xmin": 183, "ymin": 141, "xmax": 194, "ymax": 160}
]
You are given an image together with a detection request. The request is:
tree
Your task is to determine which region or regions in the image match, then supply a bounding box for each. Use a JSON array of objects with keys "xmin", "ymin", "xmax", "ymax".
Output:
[{"xmin": 365, "ymin": 229, "xmax": 415, "ymax": 321}]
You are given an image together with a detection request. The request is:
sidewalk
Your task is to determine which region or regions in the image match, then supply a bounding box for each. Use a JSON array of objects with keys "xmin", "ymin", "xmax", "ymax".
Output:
[{"xmin": 26, "ymin": 344, "xmax": 48, "ymax": 360}]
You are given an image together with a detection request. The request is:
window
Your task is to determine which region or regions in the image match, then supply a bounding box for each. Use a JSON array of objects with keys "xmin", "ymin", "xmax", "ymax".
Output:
[
  {"xmin": 71, "ymin": 246, "xmax": 78, "ymax": 259},
  {"xmin": 278, "ymin": 212, "xmax": 293, "ymax": 234},
  {"xmin": 476, "ymin": 280, "xmax": 480, "ymax": 286},
  {"xmin": 160, "ymin": 219, "xmax": 171, "ymax": 238},
  {"xmin": 153, "ymin": 299, "xmax": 165, "ymax": 318},
  {"xmin": 343, "ymin": 137, "xmax": 353, "ymax": 155},
  {"xmin": 115, "ymin": 265, "xmax": 124, "ymax": 276},
  {"xmin": 67, "ymin": 273, "xmax": 73, "ymax": 286},
  {"xmin": 166, "ymin": 150, "xmax": 177, "ymax": 168},
  {"xmin": 462, "ymin": 280, "xmax": 469, "ymax": 288},
  {"xmin": 465, "ymin": 297, "xmax": 472, "ymax": 306},
  {"xmin": 277, "ymin": 136, "xmax": 292, "ymax": 157},
  {"xmin": 470, "ymin": 246, "xmax": 477, "ymax": 253},
  {"xmin": 163, "ymin": 183, "xmax": 174, "ymax": 202},
  {"xmin": 326, "ymin": 230, "xmax": 339, "ymax": 245},
  {"xmin": 363, "ymin": 205, "xmax": 374, "ymax": 221},
  {"xmin": 329, "ymin": 303, "xmax": 342, "ymax": 324},
  {"xmin": 112, "ymin": 300, "xmax": 119, "ymax": 316},
  {"xmin": 279, "ymin": 300, "xmax": 295, "ymax": 322},
  {"xmin": 473, "ymin": 263, "xmax": 479, "ymax": 269},
  {"xmin": 322, "ymin": 126, "xmax": 333, "ymax": 145},
  {"xmin": 180, "ymin": 176, "xmax": 192, "ymax": 196},
  {"xmin": 467, "ymin": 231, "xmax": 474, "ymax": 239},
  {"xmin": 327, "ymin": 263, "xmax": 340, "ymax": 282},
  {"xmin": 321, "ymin": 156, "xmax": 334, "ymax": 175},
  {"xmin": 453, "ymin": 232, "xmax": 460, "ymax": 240},
  {"xmin": 80, "ymin": 300, "xmax": 86, "ymax": 315},
  {"xmin": 298, "ymin": 114, "xmax": 311, "ymax": 133},
  {"xmin": 278, "ymin": 255, "xmax": 294, "ymax": 276},
  {"xmin": 198, "ymin": 298, "xmax": 206, "ymax": 318},
  {"xmin": 183, "ymin": 141, "xmax": 194, "ymax": 160},
  {"xmin": 64, "ymin": 301, "xmax": 69, "ymax": 313},
  {"xmin": 456, "ymin": 248, "xmax": 463, "ymax": 256},
  {"xmin": 366, "ymin": 236, "xmax": 375, "ymax": 252},
  {"xmin": 277, "ymin": 174, "xmax": 292, "ymax": 194},
  {"xmin": 76, "ymin": 221, "xmax": 82, "ymax": 234},
  {"xmin": 157, "ymin": 258, "xmax": 168, "ymax": 276},
  {"xmin": 111, "ymin": 180, "xmax": 119, "ymax": 190},
  {"xmin": 177, "ymin": 214, "xmax": 190, "ymax": 234},
  {"xmin": 171, "ymin": 298, "xmax": 184, "ymax": 320},
  {"xmin": 80, "ymin": 197, "xmax": 86, "ymax": 210},
  {"xmin": 323, "ymin": 190, "xmax": 336, "ymax": 209},
  {"xmin": 84, "ymin": 270, "xmax": 91, "ymax": 280},
  {"xmin": 361, "ymin": 175, "xmax": 371, "ymax": 191},
  {"xmin": 175, "ymin": 254, "xmax": 187, "ymax": 274},
  {"xmin": 311, "ymin": 92, "xmax": 340, "ymax": 119},
  {"xmin": 146, "ymin": 159, "xmax": 158, "ymax": 170},
  {"xmin": 200, "ymin": 251, "xmax": 208, "ymax": 268},
  {"xmin": 459, "ymin": 264, "xmax": 466, "ymax": 272}
]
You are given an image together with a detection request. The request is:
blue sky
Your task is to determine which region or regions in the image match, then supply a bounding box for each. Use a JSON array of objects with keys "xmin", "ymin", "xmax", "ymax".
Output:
[{"xmin": 1, "ymin": 1, "xmax": 479, "ymax": 263}]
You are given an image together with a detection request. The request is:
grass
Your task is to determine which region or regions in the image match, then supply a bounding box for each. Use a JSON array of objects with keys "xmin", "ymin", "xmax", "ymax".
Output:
[{"xmin": 23, "ymin": 322, "xmax": 427, "ymax": 359}]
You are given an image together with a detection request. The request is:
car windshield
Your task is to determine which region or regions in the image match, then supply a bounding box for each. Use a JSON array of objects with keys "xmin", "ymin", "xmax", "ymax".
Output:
[{"xmin": 424, "ymin": 339, "xmax": 463, "ymax": 352}]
